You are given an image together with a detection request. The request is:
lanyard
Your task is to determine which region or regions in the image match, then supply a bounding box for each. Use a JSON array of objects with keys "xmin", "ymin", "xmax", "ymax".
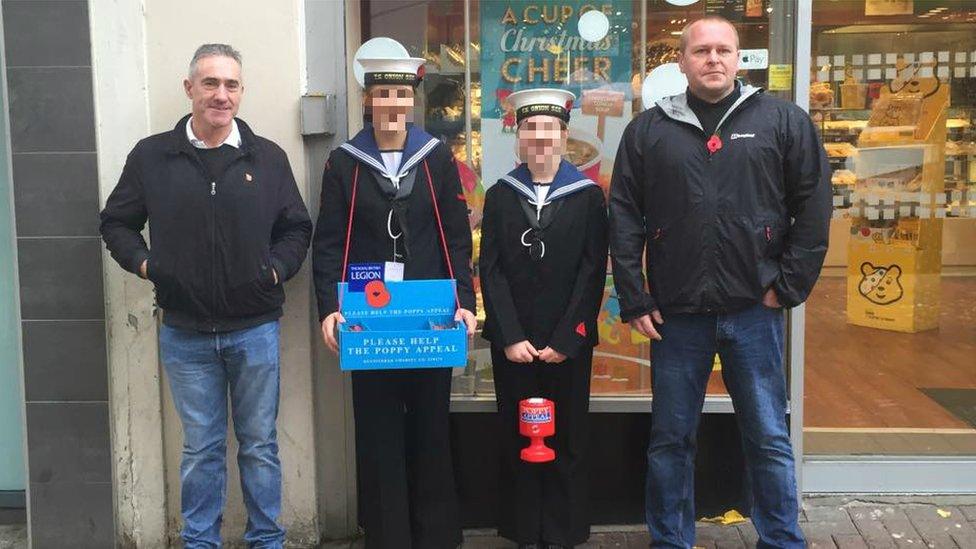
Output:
[
  {"xmin": 517, "ymin": 196, "xmax": 563, "ymax": 261},
  {"xmin": 338, "ymin": 159, "xmax": 461, "ymax": 312}
]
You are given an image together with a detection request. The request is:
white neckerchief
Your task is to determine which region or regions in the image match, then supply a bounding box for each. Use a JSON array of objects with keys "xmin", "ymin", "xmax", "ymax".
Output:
[
  {"xmin": 534, "ymin": 183, "xmax": 550, "ymax": 219},
  {"xmin": 186, "ymin": 118, "xmax": 242, "ymax": 149},
  {"xmin": 380, "ymin": 151, "xmax": 403, "ymax": 188}
]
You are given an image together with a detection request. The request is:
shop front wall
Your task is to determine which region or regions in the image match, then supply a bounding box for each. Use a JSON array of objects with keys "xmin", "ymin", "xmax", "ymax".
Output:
[
  {"xmin": 359, "ymin": 0, "xmax": 802, "ymax": 525},
  {"xmin": 359, "ymin": 0, "xmax": 976, "ymax": 502}
]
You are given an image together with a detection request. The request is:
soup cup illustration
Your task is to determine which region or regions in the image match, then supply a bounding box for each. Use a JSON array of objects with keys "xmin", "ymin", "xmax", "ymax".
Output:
[
  {"xmin": 511, "ymin": 126, "xmax": 603, "ymax": 182},
  {"xmin": 565, "ymin": 127, "xmax": 602, "ymax": 182}
]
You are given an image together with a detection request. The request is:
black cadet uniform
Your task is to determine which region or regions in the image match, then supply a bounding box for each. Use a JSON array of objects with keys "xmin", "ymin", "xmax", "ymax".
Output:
[
  {"xmin": 480, "ymin": 160, "xmax": 608, "ymax": 546},
  {"xmin": 312, "ymin": 124, "xmax": 475, "ymax": 549}
]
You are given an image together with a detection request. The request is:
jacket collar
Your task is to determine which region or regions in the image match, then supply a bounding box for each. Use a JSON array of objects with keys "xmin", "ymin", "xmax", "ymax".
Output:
[
  {"xmin": 499, "ymin": 160, "xmax": 596, "ymax": 205},
  {"xmin": 656, "ymin": 83, "xmax": 763, "ymax": 134},
  {"xmin": 339, "ymin": 124, "xmax": 441, "ymax": 183},
  {"xmin": 168, "ymin": 114, "xmax": 257, "ymax": 156},
  {"xmin": 186, "ymin": 117, "xmax": 241, "ymax": 149}
]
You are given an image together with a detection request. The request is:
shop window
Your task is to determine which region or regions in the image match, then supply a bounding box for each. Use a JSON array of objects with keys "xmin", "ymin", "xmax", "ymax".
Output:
[
  {"xmin": 806, "ymin": 0, "xmax": 976, "ymax": 456},
  {"xmin": 362, "ymin": 0, "xmax": 797, "ymax": 403}
]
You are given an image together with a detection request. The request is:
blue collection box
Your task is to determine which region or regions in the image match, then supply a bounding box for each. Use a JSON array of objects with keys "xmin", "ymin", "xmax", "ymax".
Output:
[{"xmin": 337, "ymin": 279, "xmax": 468, "ymax": 371}]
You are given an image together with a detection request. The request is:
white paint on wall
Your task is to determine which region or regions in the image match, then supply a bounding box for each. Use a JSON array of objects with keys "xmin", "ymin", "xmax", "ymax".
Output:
[{"xmin": 89, "ymin": 0, "xmax": 168, "ymax": 546}]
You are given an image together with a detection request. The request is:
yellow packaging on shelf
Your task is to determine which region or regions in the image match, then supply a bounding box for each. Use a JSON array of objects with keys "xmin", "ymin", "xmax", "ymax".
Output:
[
  {"xmin": 845, "ymin": 67, "xmax": 947, "ymax": 334},
  {"xmin": 840, "ymin": 66, "xmax": 866, "ymax": 110},
  {"xmin": 840, "ymin": 82, "xmax": 867, "ymax": 110},
  {"xmin": 846, "ymin": 237, "xmax": 941, "ymax": 333}
]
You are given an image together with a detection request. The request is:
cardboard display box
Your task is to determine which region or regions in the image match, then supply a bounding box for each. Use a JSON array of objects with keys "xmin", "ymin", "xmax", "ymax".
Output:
[
  {"xmin": 847, "ymin": 238, "xmax": 942, "ymax": 332},
  {"xmin": 338, "ymin": 278, "xmax": 467, "ymax": 370},
  {"xmin": 846, "ymin": 71, "xmax": 948, "ymax": 333}
]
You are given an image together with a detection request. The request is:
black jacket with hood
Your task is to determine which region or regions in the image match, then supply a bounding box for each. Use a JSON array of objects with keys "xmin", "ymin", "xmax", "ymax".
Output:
[{"xmin": 609, "ymin": 85, "xmax": 832, "ymax": 320}]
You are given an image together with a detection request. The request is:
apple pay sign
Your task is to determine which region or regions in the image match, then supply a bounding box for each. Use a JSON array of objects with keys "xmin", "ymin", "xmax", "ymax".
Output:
[{"xmin": 739, "ymin": 49, "xmax": 769, "ymax": 70}]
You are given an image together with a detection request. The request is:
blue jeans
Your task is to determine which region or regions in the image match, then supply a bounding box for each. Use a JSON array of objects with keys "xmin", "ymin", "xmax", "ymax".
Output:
[
  {"xmin": 645, "ymin": 303, "xmax": 804, "ymax": 549},
  {"xmin": 160, "ymin": 321, "xmax": 285, "ymax": 549}
]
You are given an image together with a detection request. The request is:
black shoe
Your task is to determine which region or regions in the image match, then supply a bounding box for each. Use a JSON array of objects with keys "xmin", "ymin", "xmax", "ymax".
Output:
[{"xmin": 517, "ymin": 544, "xmax": 540, "ymax": 549}]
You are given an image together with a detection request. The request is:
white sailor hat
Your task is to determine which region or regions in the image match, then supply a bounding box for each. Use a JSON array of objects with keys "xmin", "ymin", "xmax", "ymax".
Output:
[
  {"xmin": 359, "ymin": 57, "xmax": 426, "ymax": 88},
  {"xmin": 507, "ymin": 88, "xmax": 576, "ymax": 125}
]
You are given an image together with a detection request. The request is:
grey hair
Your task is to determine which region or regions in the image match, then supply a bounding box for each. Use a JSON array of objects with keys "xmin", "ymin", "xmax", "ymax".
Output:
[{"xmin": 188, "ymin": 43, "xmax": 242, "ymax": 79}]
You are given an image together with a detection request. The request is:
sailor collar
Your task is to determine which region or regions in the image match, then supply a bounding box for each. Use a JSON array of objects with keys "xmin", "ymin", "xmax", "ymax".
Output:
[
  {"xmin": 499, "ymin": 160, "xmax": 597, "ymax": 206},
  {"xmin": 340, "ymin": 124, "xmax": 441, "ymax": 186}
]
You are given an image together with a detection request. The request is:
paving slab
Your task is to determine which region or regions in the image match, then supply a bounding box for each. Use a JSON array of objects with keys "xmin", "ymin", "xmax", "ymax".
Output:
[
  {"xmin": 805, "ymin": 505, "xmax": 856, "ymax": 524},
  {"xmin": 625, "ymin": 531, "xmax": 652, "ymax": 548},
  {"xmin": 958, "ymin": 505, "xmax": 976, "ymax": 523},
  {"xmin": 803, "ymin": 521, "xmax": 841, "ymax": 548},
  {"xmin": 696, "ymin": 523, "xmax": 745, "ymax": 548},
  {"xmin": 833, "ymin": 533, "xmax": 869, "ymax": 549},
  {"xmin": 876, "ymin": 509, "xmax": 926, "ymax": 549},
  {"xmin": 736, "ymin": 522, "xmax": 759, "ymax": 548},
  {"xmin": 847, "ymin": 506, "xmax": 897, "ymax": 549},
  {"xmin": 0, "ymin": 525, "xmax": 26, "ymax": 549},
  {"xmin": 902, "ymin": 505, "xmax": 965, "ymax": 548},
  {"xmin": 949, "ymin": 524, "xmax": 976, "ymax": 549}
]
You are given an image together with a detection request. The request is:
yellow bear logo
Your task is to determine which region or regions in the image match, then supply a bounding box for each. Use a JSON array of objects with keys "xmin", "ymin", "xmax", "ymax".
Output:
[{"xmin": 858, "ymin": 262, "xmax": 904, "ymax": 305}]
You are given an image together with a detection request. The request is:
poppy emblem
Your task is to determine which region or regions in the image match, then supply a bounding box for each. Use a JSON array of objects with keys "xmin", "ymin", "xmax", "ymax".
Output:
[
  {"xmin": 364, "ymin": 280, "xmax": 391, "ymax": 308},
  {"xmin": 706, "ymin": 134, "xmax": 723, "ymax": 154},
  {"xmin": 575, "ymin": 322, "xmax": 587, "ymax": 337}
]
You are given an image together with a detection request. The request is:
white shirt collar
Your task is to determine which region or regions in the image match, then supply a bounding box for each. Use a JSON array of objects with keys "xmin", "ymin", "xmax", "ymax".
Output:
[{"xmin": 186, "ymin": 118, "xmax": 242, "ymax": 149}]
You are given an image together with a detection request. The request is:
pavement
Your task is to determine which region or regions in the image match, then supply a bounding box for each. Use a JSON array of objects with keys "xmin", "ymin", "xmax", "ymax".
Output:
[
  {"xmin": 0, "ymin": 525, "xmax": 25, "ymax": 549},
  {"xmin": 4, "ymin": 495, "xmax": 976, "ymax": 548}
]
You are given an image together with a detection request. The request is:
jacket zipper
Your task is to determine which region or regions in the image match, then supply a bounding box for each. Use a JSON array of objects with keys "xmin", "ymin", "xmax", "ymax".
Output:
[
  {"xmin": 700, "ymin": 95, "xmax": 758, "ymax": 309},
  {"xmin": 210, "ymin": 150, "xmax": 251, "ymax": 331},
  {"xmin": 182, "ymin": 146, "xmax": 250, "ymax": 332},
  {"xmin": 210, "ymin": 180, "xmax": 217, "ymax": 332}
]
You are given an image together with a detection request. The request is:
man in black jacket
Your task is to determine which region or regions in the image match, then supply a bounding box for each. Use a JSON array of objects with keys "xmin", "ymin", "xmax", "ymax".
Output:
[
  {"xmin": 100, "ymin": 44, "xmax": 311, "ymax": 548},
  {"xmin": 609, "ymin": 17, "xmax": 830, "ymax": 549}
]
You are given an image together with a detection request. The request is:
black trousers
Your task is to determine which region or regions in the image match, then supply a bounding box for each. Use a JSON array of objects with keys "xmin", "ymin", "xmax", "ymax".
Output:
[
  {"xmin": 352, "ymin": 367, "xmax": 461, "ymax": 549},
  {"xmin": 491, "ymin": 346, "xmax": 594, "ymax": 546}
]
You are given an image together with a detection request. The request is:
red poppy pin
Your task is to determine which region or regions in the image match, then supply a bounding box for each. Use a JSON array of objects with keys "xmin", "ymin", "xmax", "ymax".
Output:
[
  {"xmin": 575, "ymin": 322, "xmax": 587, "ymax": 337},
  {"xmin": 706, "ymin": 134, "xmax": 722, "ymax": 154},
  {"xmin": 416, "ymin": 65, "xmax": 426, "ymax": 80},
  {"xmin": 564, "ymin": 99, "xmax": 574, "ymax": 111},
  {"xmin": 364, "ymin": 280, "xmax": 391, "ymax": 309}
]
